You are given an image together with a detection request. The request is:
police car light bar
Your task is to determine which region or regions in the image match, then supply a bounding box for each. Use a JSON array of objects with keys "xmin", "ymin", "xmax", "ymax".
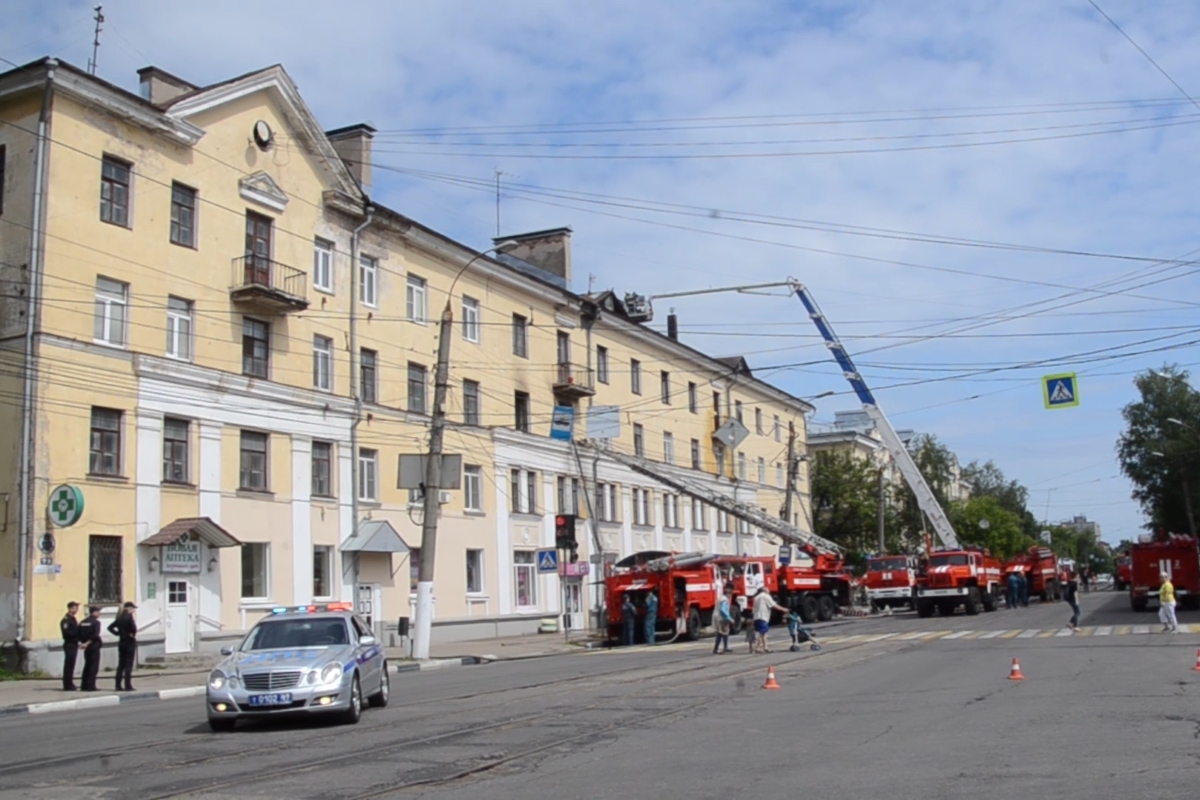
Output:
[{"xmin": 270, "ymin": 602, "xmax": 354, "ymax": 614}]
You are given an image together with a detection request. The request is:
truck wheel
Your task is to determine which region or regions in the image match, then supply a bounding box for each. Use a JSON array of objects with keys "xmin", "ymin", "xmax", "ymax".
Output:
[
  {"xmin": 981, "ymin": 587, "xmax": 997, "ymax": 612},
  {"xmin": 685, "ymin": 607, "xmax": 702, "ymax": 640},
  {"xmin": 964, "ymin": 588, "xmax": 981, "ymax": 616},
  {"xmin": 916, "ymin": 600, "xmax": 934, "ymax": 618},
  {"xmin": 817, "ymin": 595, "xmax": 835, "ymax": 622},
  {"xmin": 1131, "ymin": 597, "xmax": 1148, "ymax": 613},
  {"xmin": 799, "ymin": 595, "xmax": 819, "ymax": 624}
]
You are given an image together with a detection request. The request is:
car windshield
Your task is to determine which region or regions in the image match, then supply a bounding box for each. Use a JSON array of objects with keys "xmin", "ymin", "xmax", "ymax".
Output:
[
  {"xmin": 929, "ymin": 554, "xmax": 968, "ymax": 567},
  {"xmin": 242, "ymin": 618, "xmax": 349, "ymax": 650},
  {"xmin": 869, "ymin": 558, "xmax": 908, "ymax": 571}
]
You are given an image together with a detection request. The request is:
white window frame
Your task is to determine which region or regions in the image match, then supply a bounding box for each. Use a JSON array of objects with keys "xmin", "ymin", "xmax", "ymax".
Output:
[
  {"xmin": 313, "ymin": 239, "xmax": 334, "ymax": 294},
  {"xmin": 462, "ymin": 296, "xmax": 480, "ymax": 343},
  {"xmin": 313, "ymin": 545, "xmax": 333, "ymax": 600},
  {"xmin": 513, "ymin": 550, "xmax": 538, "ymax": 609},
  {"xmin": 774, "ymin": 415, "xmax": 782, "ymax": 442},
  {"xmin": 466, "ymin": 548, "xmax": 485, "ymax": 594},
  {"xmin": 596, "ymin": 482, "xmax": 618, "ymax": 522},
  {"xmin": 464, "ymin": 465, "xmax": 483, "ymax": 512},
  {"xmin": 757, "ymin": 457, "xmax": 766, "ymax": 484},
  {"xmin": 633, "ymin": 423, "xmax": 644, "ymax": 457},
  {"xmin": 738, "ymin": 452, "xmax": 747, "ymax": 480},
  {"xmin": 359, "ymin": 255, "xmax": 377, "ymax": 308},
  {"xmin": 630, "ymin": 359, "xmax": 642, "ymax": 395},
  {"xmin": 633, "ymin": 488, "xmax": 651, "ymax": 526},
  {"xmin": 165, "ymin": 296, "xmax": 192, "ymax": 361},
  {"xmin": 357, "ymin": 448, "xmax": 378, "ymax": 502},
  {"xmin": 663, "ymin": 432, "xmax": 674, "ymax": 465},
  {"xmin": 776, "ymin": 462, "xmax": 785, "ymax": 487},
  {"xmin": 596, "ymin": 346, "xmax": 609, "ymax": 384},
  {"xmin": 313, "ymin": 335, "xmax": 333, "ymax": 392},
  {"xmin": 664, "ymin": 493, "xmax": 678, "ymax": 529},
  {"xmin": 407, "ymin": 274, "xmax": 427, "ymax": 324},
  {"xmin": 240, "ymin": 542, "xmax": 270, "ymax": 602},
  {"xmin": 692, "ymin": 499, "xmax": 707, "ymax": 531},
  {"xmin": 94, "ymin": 276, "xmax": 128, "ymax": 347}
]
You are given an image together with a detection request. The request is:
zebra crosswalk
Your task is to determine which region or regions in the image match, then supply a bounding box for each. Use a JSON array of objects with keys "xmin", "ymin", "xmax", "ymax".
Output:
[{"xmin": 817, "ymin": 623, "xmax": 1197, "ymax": 644}]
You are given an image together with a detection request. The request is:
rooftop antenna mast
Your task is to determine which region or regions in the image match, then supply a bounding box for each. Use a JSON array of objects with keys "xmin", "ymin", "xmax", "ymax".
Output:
[
  {"xmin": 494, "ymin": 168, "xmax": 518, "ymax": 236},
  {"xmin": 87, "ymin": 6, "xmax": 105, "ymax": 76}
]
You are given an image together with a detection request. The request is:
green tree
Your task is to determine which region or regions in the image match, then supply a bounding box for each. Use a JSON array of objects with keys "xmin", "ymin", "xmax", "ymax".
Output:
[
  {"xmin": 1116, "ymin": 366, "xmax": 1200, "ymax": 535},
  {"xmin": 949, "ymin": 495, "xmax": 1033, "ymax": 560},
  {"xmin": 894, "ymin": 433, "xmax": 956, "ymax": 550},
  {"xmin": 810, "ymin": 450, "xmax": 894, "ymax": 565},
  {"xmin": 960, "ymin": 460, "xmax": 1039, "ymax": 539}
]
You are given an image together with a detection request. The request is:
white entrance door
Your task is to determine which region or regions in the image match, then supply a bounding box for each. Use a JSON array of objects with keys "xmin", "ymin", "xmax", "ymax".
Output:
[
  {"xmin": 563, "ymin": 580, "xmax": 584, "ymax": 630},
  {"xmin": 165, "ymin": 579, "xmax": 192, "ymax": 653},
  {"xmin": 357, "ymin": 583, "xmax": 382, "ymax": 638}
]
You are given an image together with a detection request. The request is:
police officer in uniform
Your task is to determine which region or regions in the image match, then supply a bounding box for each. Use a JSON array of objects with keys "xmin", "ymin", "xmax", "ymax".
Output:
[
  {"xmin": 107, "ymin": 601, "xmax": 137, "ymax": 691},
  {"xmin": 78, "ymin": 606, "xmax": 103, "ymax": 692},
  {"xmin": 60, "ymin": 601, "xmax": 80, "ymax": 691}
]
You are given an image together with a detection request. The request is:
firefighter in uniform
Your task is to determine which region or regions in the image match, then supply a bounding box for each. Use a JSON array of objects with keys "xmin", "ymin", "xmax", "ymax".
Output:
[
  {"xmin": 107, "ymin": 601, "xmax": 138, "ymax": 691},
  {"xmin": 60, "ymin": 601, "xmax": 80, "ymax": 691},
  {"xmin": 644, "ymin": 590, "xmax": 659, "ymax": 645},
  {"xmin": 78, "ymin": 606, "xmax": 103, "ymax": 692}
]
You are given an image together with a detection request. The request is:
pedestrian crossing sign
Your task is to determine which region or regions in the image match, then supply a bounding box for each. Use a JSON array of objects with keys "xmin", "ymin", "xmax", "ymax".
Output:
[
  {"xmin": 537, "ymin": 549, "xmax": 559, "ymax": 573},
  {"xmin": 1042, "ymin": 372, "xmax": 1079, "ymax": 409}
]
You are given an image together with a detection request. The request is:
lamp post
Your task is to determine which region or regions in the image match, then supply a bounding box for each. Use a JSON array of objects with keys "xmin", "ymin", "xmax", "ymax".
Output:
[{"xmin": 411, "ymin": 240, "xmax": 518, "ymax": 661}]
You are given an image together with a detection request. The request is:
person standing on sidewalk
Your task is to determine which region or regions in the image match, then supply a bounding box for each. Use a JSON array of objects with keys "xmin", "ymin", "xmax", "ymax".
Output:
[
  {"xmin": 712, "ymin": 585, "xmax": 734, "ymax": 655},
  {"xmin": 643, "ymin": 590, "xmax": 659, "ymax": 645},
  {"xmin": 1159, "ymin": 572, "xmax": 1179, "ymax": 633},
  {"xmin": 107, "ymin": 601, "xmax": 137, "ymax": 691},
  {"xmin": 1063, "ymin": 573, "xmax": 1082, "ymax": 632},
  {"xmin": 59, "ymin": 601, "xmax": 80, "ymax": 691},
  {"xmin": 78, "ymin": 606, "xmax": 103, "ymax": 692}
]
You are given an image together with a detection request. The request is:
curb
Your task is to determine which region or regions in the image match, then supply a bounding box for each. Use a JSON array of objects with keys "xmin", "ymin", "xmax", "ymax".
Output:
[
  {"xmin": 0, "ymin": 685, "xmax": 206, "ymax": 719},
  {"xmin": 394, "ymin": 656, "xmax": 490, "ymax": 673}
]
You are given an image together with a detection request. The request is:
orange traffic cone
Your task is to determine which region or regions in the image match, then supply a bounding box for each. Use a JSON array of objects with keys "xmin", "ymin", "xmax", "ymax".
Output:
[
  {"xmin": 1192, "ymin": 649, "xmax": 1200, "ymax": 672},
  {"xmin": 762, "ymin": 666, "xmax": 781, "ymax": 690},
  {"xmin": 1007, "ymin": 657, "xmax": 1025, "ymax": 681}
]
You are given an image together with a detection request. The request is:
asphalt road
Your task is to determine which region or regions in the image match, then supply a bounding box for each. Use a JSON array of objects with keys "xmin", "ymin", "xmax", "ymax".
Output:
[{"xmin": 3, "ymin": 588, "xmax": 1197, "ymax": 799}]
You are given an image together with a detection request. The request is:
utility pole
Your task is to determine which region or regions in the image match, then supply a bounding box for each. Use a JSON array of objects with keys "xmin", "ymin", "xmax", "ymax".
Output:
[
  {"xmin": 87, "ymin": 7, "xmax": 104, "ymax": 76},
  {"xmin": 781, "ymin": 421, "xmax": 797, "ymax": 523},
  {"xmin": 877, "ymin": 466, "xmax": 886, "ymax": 553}
]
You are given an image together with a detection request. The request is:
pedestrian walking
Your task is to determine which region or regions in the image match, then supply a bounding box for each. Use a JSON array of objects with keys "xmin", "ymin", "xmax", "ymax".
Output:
[
  {"xmin": 751, "ymin": 587, "xmax": 788, "ymax": 654},
  {"xmin": 1064, "ymin": 573, "xmax": 1081, "ymax": 632},
  {"xmin": 621, "ymin": 594, "xmax": 636, "ymax": 646},
  {"xmin": 78, "ymin": 606, "xmax": 103, "ymax": 692},
  {"xmin": 107, "ymin": 601, "xmax": 138, "ymax": 691},
  {"xmin": 60, "ymin": 601, "xmax": 80, "ymax": 691},
  {"xmin": 1005, "ymin": 572, "xmax": 1020, "ymax": 610},
  {"xmin": 643, "ymin": 590, "xmax": 659, "ymax": 645},
  {"xmin": 1159, "ymin": 572, "xmax": 1179, "ymax": 633},
  {"xmin": 712, "ymin": 585, "xmax": 734, "ymax": 654}
]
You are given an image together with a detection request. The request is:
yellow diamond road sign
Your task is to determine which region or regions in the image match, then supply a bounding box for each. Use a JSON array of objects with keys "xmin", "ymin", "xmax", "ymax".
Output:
[{"xmin": 1043, "ymin": 373, "xmax": 1080, "ymax": 409}]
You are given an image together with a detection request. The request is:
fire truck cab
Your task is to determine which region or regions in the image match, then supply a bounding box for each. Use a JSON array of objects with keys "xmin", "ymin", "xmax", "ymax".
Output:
[
  {"xmin": 915, "ymin": 547, "xmax": 1003, "ymax": 617},
  {"xmin": 1114, "ymin": 554, "xmax": 1132, "ymax": 591},
  {"xmin": 864, "ymin": 555, "xmax": 919, "ymax": 610},
  {"xmin": 1129, "ymin": 535, "xmax": 1200, "ymax": 612}
]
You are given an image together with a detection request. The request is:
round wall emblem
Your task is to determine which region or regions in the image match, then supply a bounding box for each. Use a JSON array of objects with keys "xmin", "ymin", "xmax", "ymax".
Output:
[{"xmin": 48, "ymin": 484, "xmax": 85, "ymax": 528}]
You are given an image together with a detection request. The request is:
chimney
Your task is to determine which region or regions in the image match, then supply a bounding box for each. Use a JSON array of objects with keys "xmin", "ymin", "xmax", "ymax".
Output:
[
  {"xmin": 495, "ymin": 227, "xmax": 572, "ymax": 286},
  {"xmin": 137, "ymin": 66, "xmax": 197, "ymax": 107},
  {"xmin": 325, "ymin": 124, "xmax": 377, "ymax": 193},
  {"xmin": 667, "ymin": 312, "xmax": 678, "ymax": 341}
]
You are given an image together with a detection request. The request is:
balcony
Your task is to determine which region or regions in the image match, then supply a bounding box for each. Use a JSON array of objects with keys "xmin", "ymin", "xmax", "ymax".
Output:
[
  {"xmin": 230, "ymin": 256, "xmax": 309, "ymax": 313},
  {"xmin": 553, "ymin": 363, "xmax": 595, "ymax": 400}
]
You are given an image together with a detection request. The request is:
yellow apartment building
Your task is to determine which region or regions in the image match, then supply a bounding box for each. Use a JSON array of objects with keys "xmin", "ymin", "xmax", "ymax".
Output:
[{"xmin": 0, "ymin": 57, "xmax": 815, "ymax": 673}]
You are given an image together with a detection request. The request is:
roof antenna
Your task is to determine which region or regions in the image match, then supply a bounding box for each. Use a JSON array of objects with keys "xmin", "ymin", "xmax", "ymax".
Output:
[{"xmin": 87, "ymin": 6, "xmax": 105, "ymax": 76}]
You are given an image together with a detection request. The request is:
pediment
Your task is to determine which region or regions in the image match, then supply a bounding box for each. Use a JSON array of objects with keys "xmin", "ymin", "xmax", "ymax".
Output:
[{"xmin": 239, "ymin": 171, "xmax": 288, "ymax": 213}]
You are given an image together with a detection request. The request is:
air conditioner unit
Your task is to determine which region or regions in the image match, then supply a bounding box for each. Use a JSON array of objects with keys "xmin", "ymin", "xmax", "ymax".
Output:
[{"xmin": 438, "ymin": 490, "xmax": 452, "ymax": 505}]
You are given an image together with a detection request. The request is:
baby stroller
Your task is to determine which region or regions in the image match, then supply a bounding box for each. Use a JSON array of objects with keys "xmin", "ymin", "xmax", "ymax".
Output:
[{"xmin": 787, "ymin": 612, "xmax": 822, "ymax": 652}]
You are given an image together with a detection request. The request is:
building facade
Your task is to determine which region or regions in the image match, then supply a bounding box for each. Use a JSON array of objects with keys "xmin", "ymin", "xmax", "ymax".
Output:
[{"xmin": 0, "ymin": 58, "xmax": 814, "ymax": 672}]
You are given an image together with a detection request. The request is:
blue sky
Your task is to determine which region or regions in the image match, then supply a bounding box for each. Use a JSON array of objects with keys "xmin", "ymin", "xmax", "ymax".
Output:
[{"xmin": 7, "ymin": 0, "xmax": 1200, "ymax": 545}]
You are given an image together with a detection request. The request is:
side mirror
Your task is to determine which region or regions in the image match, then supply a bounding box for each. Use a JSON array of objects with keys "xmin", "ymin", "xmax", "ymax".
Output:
[
  {"xmin": 359, "ymin": 635, "xmax": 377, "ymax": 647},
  {"xmin": 220, "ymin": 647, "xmax": 234, "ymax": 656}
]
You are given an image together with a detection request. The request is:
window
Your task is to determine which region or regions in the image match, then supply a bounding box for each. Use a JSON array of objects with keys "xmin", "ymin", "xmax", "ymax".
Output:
[
  {"xmin": 312, "ymin": 441, "xmax": 333, "ymax": 497},
  {"xmin": 596, "ymin": 346, "xmax": 609, "ymax": 384},
  {"xmin": 757, "ymin": 457, "xmax": 766, "ymax": 484},
  {"xmin": 406, "ymin": 275, "xmax": 427, "ymax": 323},
  {"xmin": 466, "ymin": 549, "xmax": 484, "ymax": 593},
  {"xmin": 165, "ymin": 296, "xmax": 192, "ymax": 360},
  {"xmin": 464, "ymin": 465, "xmax": 483, "ymax": 511},
  {"xmin": 162, "ymin": 417, "xmax": 189, "ymax": 483},
  {"xmin": 510, "ymin": 469, "xmax": 538, "ymax": 514},
  {"xmin": 100, "ymin": 156, "xmax": 131, "ymax": 226},
  {"xmin": 513, "ymin": 551, "xmax": 537, "ymax": 608},
  {"xmin": 526, "ymin": 471, "xmax": 538, "ymax": 514},
  {"xmin": 713, "ymin": 391, "xmax": 722, "ymax": 425},
  {"xmin": 514, "ymin": 391, "xmax": 530, "ymax": 433},
  {"xmin": 312, "ymin": 239, "xmax": 334, "ymax": 293},
  {"xmin": 633, "ymin": 488, "xmax": 651, "ymax": 526},
  {"xmin": 660, "ymin": 371, "xmax": 671, "ymax": 404},
  {"xmin": 735, "ymin": 401, "xmax": 744, "ymax": 424},
  {"xmin": 358, "ymin": 448, "xmax": 378, "ymax": 501},
  {"xmin": 359, "ymin": 256, "xmax": 377, "ymax": 307},
  {"xmin": 169, "ymin": 183, "xmax": 196, "ymax": 247},
  {"xmin": 244, "ymin": 212, "xmax": 272, "ymax": 285},
  {"xmin": 0, "ymin": 145, "xmax": 5, "ymax": 215},
  {"xmin": 774, "ymin": 415, "xmax": 782, "ymax": 442},
  {"xmin": 313, "ymin": 335, "xmax": 333, "ymax": 391},
  {"xmin": 462, "ymin": 296, "xmax": 480, "ymax": 342},
  {"xmin": 408, "ymin": 548, "xmax": 422, "ymax": 593},
  {"xmin": 691, "ymin": 439, "xmax": 701, "ymax": 470},
  {"xmin": 512, "ymin": 314, "xmax": 528, "ymax": 357},
  {"xmin": 633, "ymin": 423, "xmax": 644, "ymax": 457},
  {"xmin": 360, "ymin": 349, "xmax": 378, "ymax": 404},
  {"xmin": 241, "ymin": 543, "xmax": 269, "ymax": 599},
  {"xmin": 776, "ymin": 462, "xmax": 784, "ymax": 487},
  {"xmin": 407, "ymin": 363, "xmax": 427, "ymax": 414},
  {"xmin": 313, "ymin": 546, "xmax": 333, "ymax": 598},
  {"xmin": 88, "ymin": 535, "xmax": 123, "ymax": 605},
  {"xmin": 596, "ymin": 483, "xmax": 619, "ymax": 522},
  {"xmin": 89, "ymin": 407, "xmax": 122, "ymax": 476},
  {"xmin": 93, "ymin": 277, "xmax": 127, "ymax": 346},
  {"xmin": 714, "ymin": 443, "xmax": 726, "ymax": 476},
  {"xmin": 688, "ymin": 382, "xmax": 697, "ymax": 413},
  {"xmin": 510, "ymin": 469, "xmax": 521, "ymax": 513},
  {"xmin": 664, "ymin": 493, "xmax": 679, "ymax": 529},
  {"xmin": 755, "ymin": 408, "xmax": 763, "ymax": 435},
  {"xmin": 239, "ymin": 431, "xmax": 268, "ymax": 491},
  {"xmin": 557, "ymin": 476, "xmax": 580, "ymax": 515},
  {"xmin": 692, "ymin": 499, "xmax": 707, "ymax": 531},
  {"xmin": 463, "ymin": 380, "xmax": 481, "ymax": 425},
  {"xmin": 663, "ymin": 432, "xmax": 674, "ymax": 464},
  {"xmin": 630, "ymin": 359, "xmax": 642, "ymax": 395},
  {"xmin": 737, "ymin": 452, "xmax": 747, "ymax": 480},
  {"xmin": 718, "ymin": 509, "xmax": 731, "ymax": 534},
  {"xmin": 242, "ymin": 318, "xmax": 270, "ymax": 378}
]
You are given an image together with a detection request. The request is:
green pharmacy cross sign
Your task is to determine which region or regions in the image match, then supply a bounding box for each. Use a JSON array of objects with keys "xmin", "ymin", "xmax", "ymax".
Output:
[{"xmin": 48, "ymin": 484, "xmax": 85, "ymax": 528}]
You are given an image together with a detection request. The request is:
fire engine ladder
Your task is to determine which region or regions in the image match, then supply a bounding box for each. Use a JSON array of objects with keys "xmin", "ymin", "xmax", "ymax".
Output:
[
  {"xmin": 592, "ymin": 444, "xmax": 844, "ymax": 556},
  {"xmin": 790, "ymin": 280, "xmax": 960, "ymax": 550}
]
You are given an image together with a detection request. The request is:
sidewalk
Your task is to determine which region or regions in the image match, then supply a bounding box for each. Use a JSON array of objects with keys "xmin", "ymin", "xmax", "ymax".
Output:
[{"xmin": 0, "ymin": 666, "xmax": 209, "ymax": 715}]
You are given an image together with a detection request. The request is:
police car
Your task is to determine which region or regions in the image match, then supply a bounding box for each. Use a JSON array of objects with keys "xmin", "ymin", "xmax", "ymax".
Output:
[{"xmin": 205, "ymin": 603, "xmax": 389, "ymax": 732}]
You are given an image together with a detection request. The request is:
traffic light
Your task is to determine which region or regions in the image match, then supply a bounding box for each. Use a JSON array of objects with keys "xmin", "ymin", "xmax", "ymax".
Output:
[{"xmin": 555, "ymin": 514, "xmax": 577, "ymax": 550}]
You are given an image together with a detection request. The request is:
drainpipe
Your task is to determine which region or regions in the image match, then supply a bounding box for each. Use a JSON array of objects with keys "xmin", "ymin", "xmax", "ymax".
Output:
[
  {"xmin": 348, "ymin": 207, "xmax": 374, "ymax": 598},
  {"xmin": 17, "ymin": 61, "xmax": 56, "ymax": 646}
]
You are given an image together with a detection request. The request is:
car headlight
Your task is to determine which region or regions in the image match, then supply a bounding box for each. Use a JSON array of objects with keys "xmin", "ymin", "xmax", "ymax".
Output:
[
  {"xmin": 320, "ymin": 663, "xmax": 344, "ymax": 684},
  {"xmin": 208, "ymin": 670, "xmax": 226, "ymax": 690}
]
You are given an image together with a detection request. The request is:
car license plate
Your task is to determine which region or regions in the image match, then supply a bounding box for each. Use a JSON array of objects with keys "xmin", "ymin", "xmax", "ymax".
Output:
[{"xmin": 248, "ymin": 693, "xmax": 293, "ymax": 706}]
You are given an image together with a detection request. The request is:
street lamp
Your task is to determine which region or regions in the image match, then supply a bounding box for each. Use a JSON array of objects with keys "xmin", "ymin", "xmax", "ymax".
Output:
[
  {"xmin": 412, "ymin": 239, "xmax": 519, "ymax": 661},
  {"xmin": 1168, "ymin": 417, "xmax": 1196, "ymax": 433}
]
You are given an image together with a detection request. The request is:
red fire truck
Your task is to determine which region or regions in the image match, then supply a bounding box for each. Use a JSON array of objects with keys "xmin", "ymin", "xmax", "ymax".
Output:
[
  {"xmin": 864, "ymin": 554, "xmax": 919, "ymax": 610},
  {"xmin": 1001, "ymin": 546, "xmax": 1061, "ymax": 602},
  {"xmin": 915, "ymin": 547, "xmax": 1004, "ymax": 617},
  {"xmin": 604, "ymin": 551, "xmax": 720, "ymax": 643},
  {"xmin": 1129, "ymin": 535, "xmax": 1200, "ymax": 612},
  {"xmin": 713, "ymin": 549, "xmax": 853, "ymax": 624},
  {"xmin": 1114, "ymin": 553, "xmax": 1132, "ymax": 591}
]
